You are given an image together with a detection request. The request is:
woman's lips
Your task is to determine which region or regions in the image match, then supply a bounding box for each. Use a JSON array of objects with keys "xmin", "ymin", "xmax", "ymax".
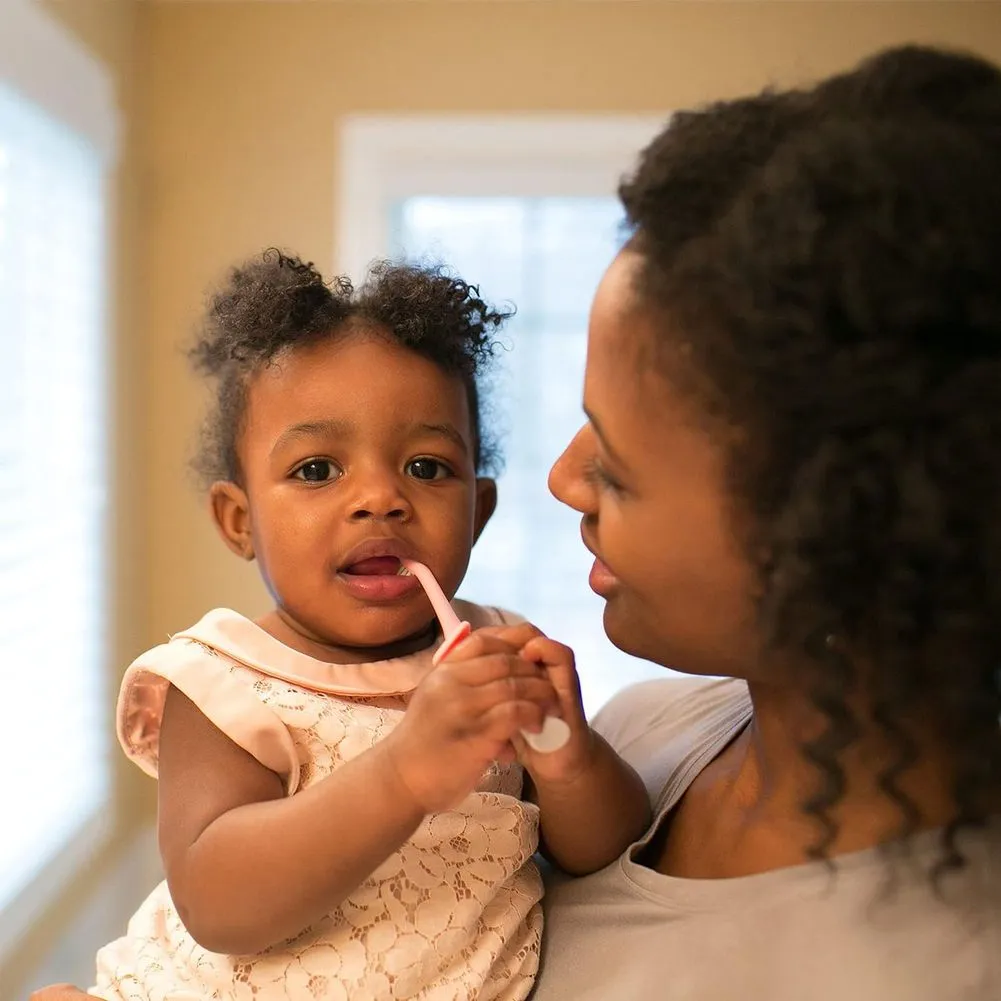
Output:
[
  {"xmin": 581, "ymin": 523, "xmax": 618, "ymax": 597},
  {"xmin": 588, "ymin": 556, "xmax": 619, "ymax": 597}
]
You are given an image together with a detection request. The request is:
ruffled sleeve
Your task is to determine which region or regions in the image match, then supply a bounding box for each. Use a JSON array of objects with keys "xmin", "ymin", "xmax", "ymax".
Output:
[{"xmin": 116, "ymin": 636, "xmax": 301, "ymax": 794}]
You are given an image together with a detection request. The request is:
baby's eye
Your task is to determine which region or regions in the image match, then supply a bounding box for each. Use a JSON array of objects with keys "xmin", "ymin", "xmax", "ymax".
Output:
[
  {"xmin": 293, "ymin": 459, "xmax": 341, "ymax": 483},
  {"xmin": 406, "ymin": 458, "xmax": 452, "ymax": 481}
]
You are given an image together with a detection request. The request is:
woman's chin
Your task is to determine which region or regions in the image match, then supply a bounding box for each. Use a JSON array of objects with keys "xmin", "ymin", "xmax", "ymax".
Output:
[
  {"xmin": 602, "ymin": 606, "xmax": 713, "ymax": 677},
  {"xmin": 601, "ymin": 603, "xmax": 653, "ymax": 662}
]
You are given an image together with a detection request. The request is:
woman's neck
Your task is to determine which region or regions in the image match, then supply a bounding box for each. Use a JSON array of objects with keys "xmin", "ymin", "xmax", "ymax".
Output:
[{"xmin": 656, "ymin": 678, "xmax": 955, "ymax": 879}]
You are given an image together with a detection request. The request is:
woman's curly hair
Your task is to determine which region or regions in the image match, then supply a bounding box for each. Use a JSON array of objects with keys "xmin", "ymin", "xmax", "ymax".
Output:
[
  {"xmin": 189, "ymin": 252, "xmax": 510, "ymax": 484},
  {"xmin": 620, "ymin": 46, "xmax": 1001, "ymax": 871}
]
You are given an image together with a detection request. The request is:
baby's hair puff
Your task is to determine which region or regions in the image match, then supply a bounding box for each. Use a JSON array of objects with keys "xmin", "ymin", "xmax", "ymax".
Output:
[{"xmin": 189, "ymin": 250, "xmax": 510, "ymax": 486}]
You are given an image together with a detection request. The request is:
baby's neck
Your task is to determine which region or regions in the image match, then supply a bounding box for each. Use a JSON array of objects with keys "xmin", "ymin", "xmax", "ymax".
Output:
[{"xmin": 255, "ymin": 608, "xmax": 439, "ymax": 664}]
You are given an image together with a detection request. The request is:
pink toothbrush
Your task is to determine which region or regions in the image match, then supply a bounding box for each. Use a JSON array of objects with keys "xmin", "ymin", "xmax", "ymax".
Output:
[{"xmin": 401, "ymin": 559, "xmax": 571, "ymax": 753}]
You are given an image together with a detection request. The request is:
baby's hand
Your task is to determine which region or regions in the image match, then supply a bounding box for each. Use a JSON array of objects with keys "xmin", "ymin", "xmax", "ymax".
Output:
[
  {"xmin": 484, "ymin": 623, "xmax": 595, "ymax": 787},
  {"xmin": 28, "ymin": 986, "xmax": 95, "ymax": 1001},
  {"xmin": 382, "ymin": 633, "xmax": 559, "ymax": 813}
]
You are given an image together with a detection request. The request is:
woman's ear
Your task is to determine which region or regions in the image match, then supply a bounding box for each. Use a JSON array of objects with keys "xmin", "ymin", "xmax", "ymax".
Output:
[
  {"xmin": 209, "ymin": 481, "xmax": 255, "ymax": 560},
  {"xmin": 473, "ymin": 478, "xmax": 498, "ymax": 543}
]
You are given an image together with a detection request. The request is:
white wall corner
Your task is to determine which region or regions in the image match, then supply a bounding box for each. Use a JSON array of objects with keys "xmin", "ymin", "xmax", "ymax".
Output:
[
  {"xmin": 335, "ymin": 113, "xmax": 668, "ymax": 282},
  {"xmin": 0, "ymin": 0, "xmax": 120, "ymax": 161}
]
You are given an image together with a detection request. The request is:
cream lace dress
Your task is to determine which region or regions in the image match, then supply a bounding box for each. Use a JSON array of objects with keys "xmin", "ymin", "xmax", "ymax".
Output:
[{"xmin": 92, "ymin": 604, "xmax": 542, "ymax": 1001}]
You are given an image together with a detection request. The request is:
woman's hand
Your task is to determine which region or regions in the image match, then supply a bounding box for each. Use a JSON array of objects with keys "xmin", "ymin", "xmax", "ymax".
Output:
[{"xmin": 382, "ymin": 632, "xmax": 561, "ymax": 813}]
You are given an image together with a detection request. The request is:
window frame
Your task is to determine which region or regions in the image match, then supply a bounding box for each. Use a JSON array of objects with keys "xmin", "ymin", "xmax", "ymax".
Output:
[
  {"xmin": 335, "ymin": 114, "xmax": 666, "ymax": 280},
  {"xmin": 0, "ymin": 0, "xmax": 119, "ymax": 962},
  {"xmin": 335, "ymin": 115, "xmax": 672, "ymax": 714}
]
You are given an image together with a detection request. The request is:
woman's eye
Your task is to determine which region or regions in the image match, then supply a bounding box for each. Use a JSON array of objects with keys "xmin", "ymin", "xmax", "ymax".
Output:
[
  {"xmin": 406, "ymin": 458, "xmax": 452, "ymax": 481},
  {"xmin": 583, "ymin": 457, "xmax": 624, "ymax": 496},
  {"xmin": 293, "ymin": 460, "xmax": 340, "ymax": 483}
]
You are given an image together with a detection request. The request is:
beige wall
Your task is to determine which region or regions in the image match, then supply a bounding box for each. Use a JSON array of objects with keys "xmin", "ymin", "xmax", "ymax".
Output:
[
  {"xmin": 12, "ymin": 0, "xmax": 1001, "ymax": 987},
  {"xmin": 143, "ymin": 0, "xmax": 1001, "ymax": 653},
  {"xmin": 46, "ymin": 0, "xmax": 1001, "ymax": 802}
]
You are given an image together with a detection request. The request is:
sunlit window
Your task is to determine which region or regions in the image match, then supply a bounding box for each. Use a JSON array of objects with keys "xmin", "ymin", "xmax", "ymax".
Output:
[
  {"xmin": 338, "ymin": 116, "xmax": 667, "ymax": 713},
  {"xmin": 391, "ymin": 196, "xmax": 665, "ymax": 713},
  {"xmin": 0, "ymin": 79, "xmax": 110, "ymax": 913}
]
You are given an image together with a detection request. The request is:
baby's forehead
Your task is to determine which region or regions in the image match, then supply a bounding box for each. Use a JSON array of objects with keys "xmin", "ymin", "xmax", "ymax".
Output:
[
  {"xmin": 252, "ymin": 330, "xmax": 471, "ymax": 401},
  {"xmin": 243, "ymin": 333, "xmax": 478, "ymax": 446}
]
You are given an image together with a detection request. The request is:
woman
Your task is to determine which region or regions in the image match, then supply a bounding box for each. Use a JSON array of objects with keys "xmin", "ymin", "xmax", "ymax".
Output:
[
  {"xmin": 32, "ymin": 44, "xmax": 1000, "ymax": 1001},
  {"xmin": 527, "ymin": 43, "xmax": 1000, "ymax": 1000}
]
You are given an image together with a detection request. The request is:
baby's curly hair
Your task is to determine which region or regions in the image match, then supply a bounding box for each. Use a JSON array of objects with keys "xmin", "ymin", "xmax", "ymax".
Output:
[
  {"xmin": 189, "ymin": 252, "xmax": 510, "ymax": 484},
  {"xmin": 620, "ymin": 46, "xmax": 1001, "ymax": 871}
]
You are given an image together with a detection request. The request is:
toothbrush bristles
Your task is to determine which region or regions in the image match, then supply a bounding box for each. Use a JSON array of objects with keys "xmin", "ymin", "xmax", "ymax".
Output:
[{"xmin": 397, "ymin": 563, "xmax": 412, "ymax": 576}]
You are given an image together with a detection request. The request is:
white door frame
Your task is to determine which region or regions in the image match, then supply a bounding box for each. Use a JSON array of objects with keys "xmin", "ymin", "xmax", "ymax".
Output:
[{"xmin": 335, "ymin": 114, "xmax": 667, "ymax": 281}]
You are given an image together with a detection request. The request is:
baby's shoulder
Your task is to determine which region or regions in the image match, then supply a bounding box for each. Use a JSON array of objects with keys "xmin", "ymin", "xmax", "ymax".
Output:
[{"xmin": 117, "ymin": 611, "xmax": 301, "ymax": 791}]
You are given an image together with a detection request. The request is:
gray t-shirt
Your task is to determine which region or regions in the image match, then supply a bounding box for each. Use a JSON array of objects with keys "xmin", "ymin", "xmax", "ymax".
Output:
[{"xmin": 533, "ymin": 677, "xmax": 999, "ymax": 1001}]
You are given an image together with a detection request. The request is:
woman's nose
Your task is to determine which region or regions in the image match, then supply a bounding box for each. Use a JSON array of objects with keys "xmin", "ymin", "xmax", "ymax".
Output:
[{"xmin": 549, "ymin": 425, "xmax": 597, "ymax": 515}]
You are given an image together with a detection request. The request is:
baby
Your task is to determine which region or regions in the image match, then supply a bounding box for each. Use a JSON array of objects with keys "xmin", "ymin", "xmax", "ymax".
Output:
[{"xmin": 93, "ymin": 252, "xmax": 650, "ymax": 1001}]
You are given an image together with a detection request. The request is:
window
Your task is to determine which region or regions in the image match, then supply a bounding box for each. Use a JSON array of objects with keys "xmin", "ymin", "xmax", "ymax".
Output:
[
  {"xmin": 0, "ymin": 0, "xmax": 117, "ymax": 957},
  {"xmin": 338, "ymin": 116, "xmax": 669, "ymax": 713}
]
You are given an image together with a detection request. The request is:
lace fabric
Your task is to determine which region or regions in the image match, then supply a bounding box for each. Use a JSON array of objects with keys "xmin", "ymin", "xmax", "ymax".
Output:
[{"xmin": 94, "ymin": 608, "xmax": 543, "ymax": 1001}]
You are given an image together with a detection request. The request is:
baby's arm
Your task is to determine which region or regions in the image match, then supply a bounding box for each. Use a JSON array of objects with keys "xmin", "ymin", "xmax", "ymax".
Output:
[
  {"xmin": 526, "ymin": 728, "xmax": 651, "ymax": 876},
  {"xmin": 158, "ymin": 686, "xmax": 423, "ymax": 954},
  {"xmin": 157, "ymin": 650, "xmax": 557, "ymax": 955},
  {"xmin": 471, "ymin": 625, "xmax": 651, "ymax": 876}
]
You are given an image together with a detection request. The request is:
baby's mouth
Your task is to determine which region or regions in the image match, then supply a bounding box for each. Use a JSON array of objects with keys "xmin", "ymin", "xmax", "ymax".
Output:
[
  {"xmin": 341, "ymin": 556, "xmax": 404, "ymax": 576},
  {"xmin": 336, "ymin": 556, "xmax": 420, "ymax": 603}
]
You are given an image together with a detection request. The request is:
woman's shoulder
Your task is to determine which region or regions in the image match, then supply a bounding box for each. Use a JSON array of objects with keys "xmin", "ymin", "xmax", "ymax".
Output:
[
  {"xmin": 589, "ymin": 676, "xmax": 751, "ymax": 808},
  {"xmin": 592, "ymin": 675, "xmax": 750, "ymax": 756}
]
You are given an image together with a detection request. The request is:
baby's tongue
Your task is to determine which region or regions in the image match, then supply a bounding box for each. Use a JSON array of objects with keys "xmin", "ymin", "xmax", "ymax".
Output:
[{"xmin": 345, "ymin": 556, "xmax": 401, "ymax": 576}]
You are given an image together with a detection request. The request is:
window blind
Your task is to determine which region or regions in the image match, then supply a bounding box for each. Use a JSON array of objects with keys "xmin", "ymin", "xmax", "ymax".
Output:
[{"xmin": 0, "ymin": 79, "xmax": 110, "ymax": 913}]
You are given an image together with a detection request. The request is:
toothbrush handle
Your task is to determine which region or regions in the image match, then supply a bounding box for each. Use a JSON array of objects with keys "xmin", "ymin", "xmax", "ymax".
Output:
[
  {"xmin": 401, "ymin": 559, "xmax": 570, "ymax": 753},
  {"xmin": 430, "ymin": 620, "xmax": 572, "ymax": 752},
  {"xmin": 401, "ymin": 559, "xmax": 463, "ymax": 635},
  {"xmin": 431, "ymin": 620, "xmax": 571, "ymax": 753},
  {"xmin": 431, "ymin": 620, "xmax": 472, "ymax": 667},
  {"xmin": 522, "ymin": 715, "xmax": 572, "ymax": 754}
]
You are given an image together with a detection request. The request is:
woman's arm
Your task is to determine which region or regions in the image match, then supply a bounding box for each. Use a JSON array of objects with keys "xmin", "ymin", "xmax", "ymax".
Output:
[{"xmin": 526, "ymin": 729, "xmax": 651, "ymax": 875}]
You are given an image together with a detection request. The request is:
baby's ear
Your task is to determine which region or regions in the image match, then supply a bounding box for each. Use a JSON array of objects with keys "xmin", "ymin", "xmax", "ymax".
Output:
[
  {"xmin": 473, "ymin": 478, "xmax": 497, "ymax": 543},
  {"xmin": 209, "ymin": 481, "xmax": 255, "ymax": 560}
]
